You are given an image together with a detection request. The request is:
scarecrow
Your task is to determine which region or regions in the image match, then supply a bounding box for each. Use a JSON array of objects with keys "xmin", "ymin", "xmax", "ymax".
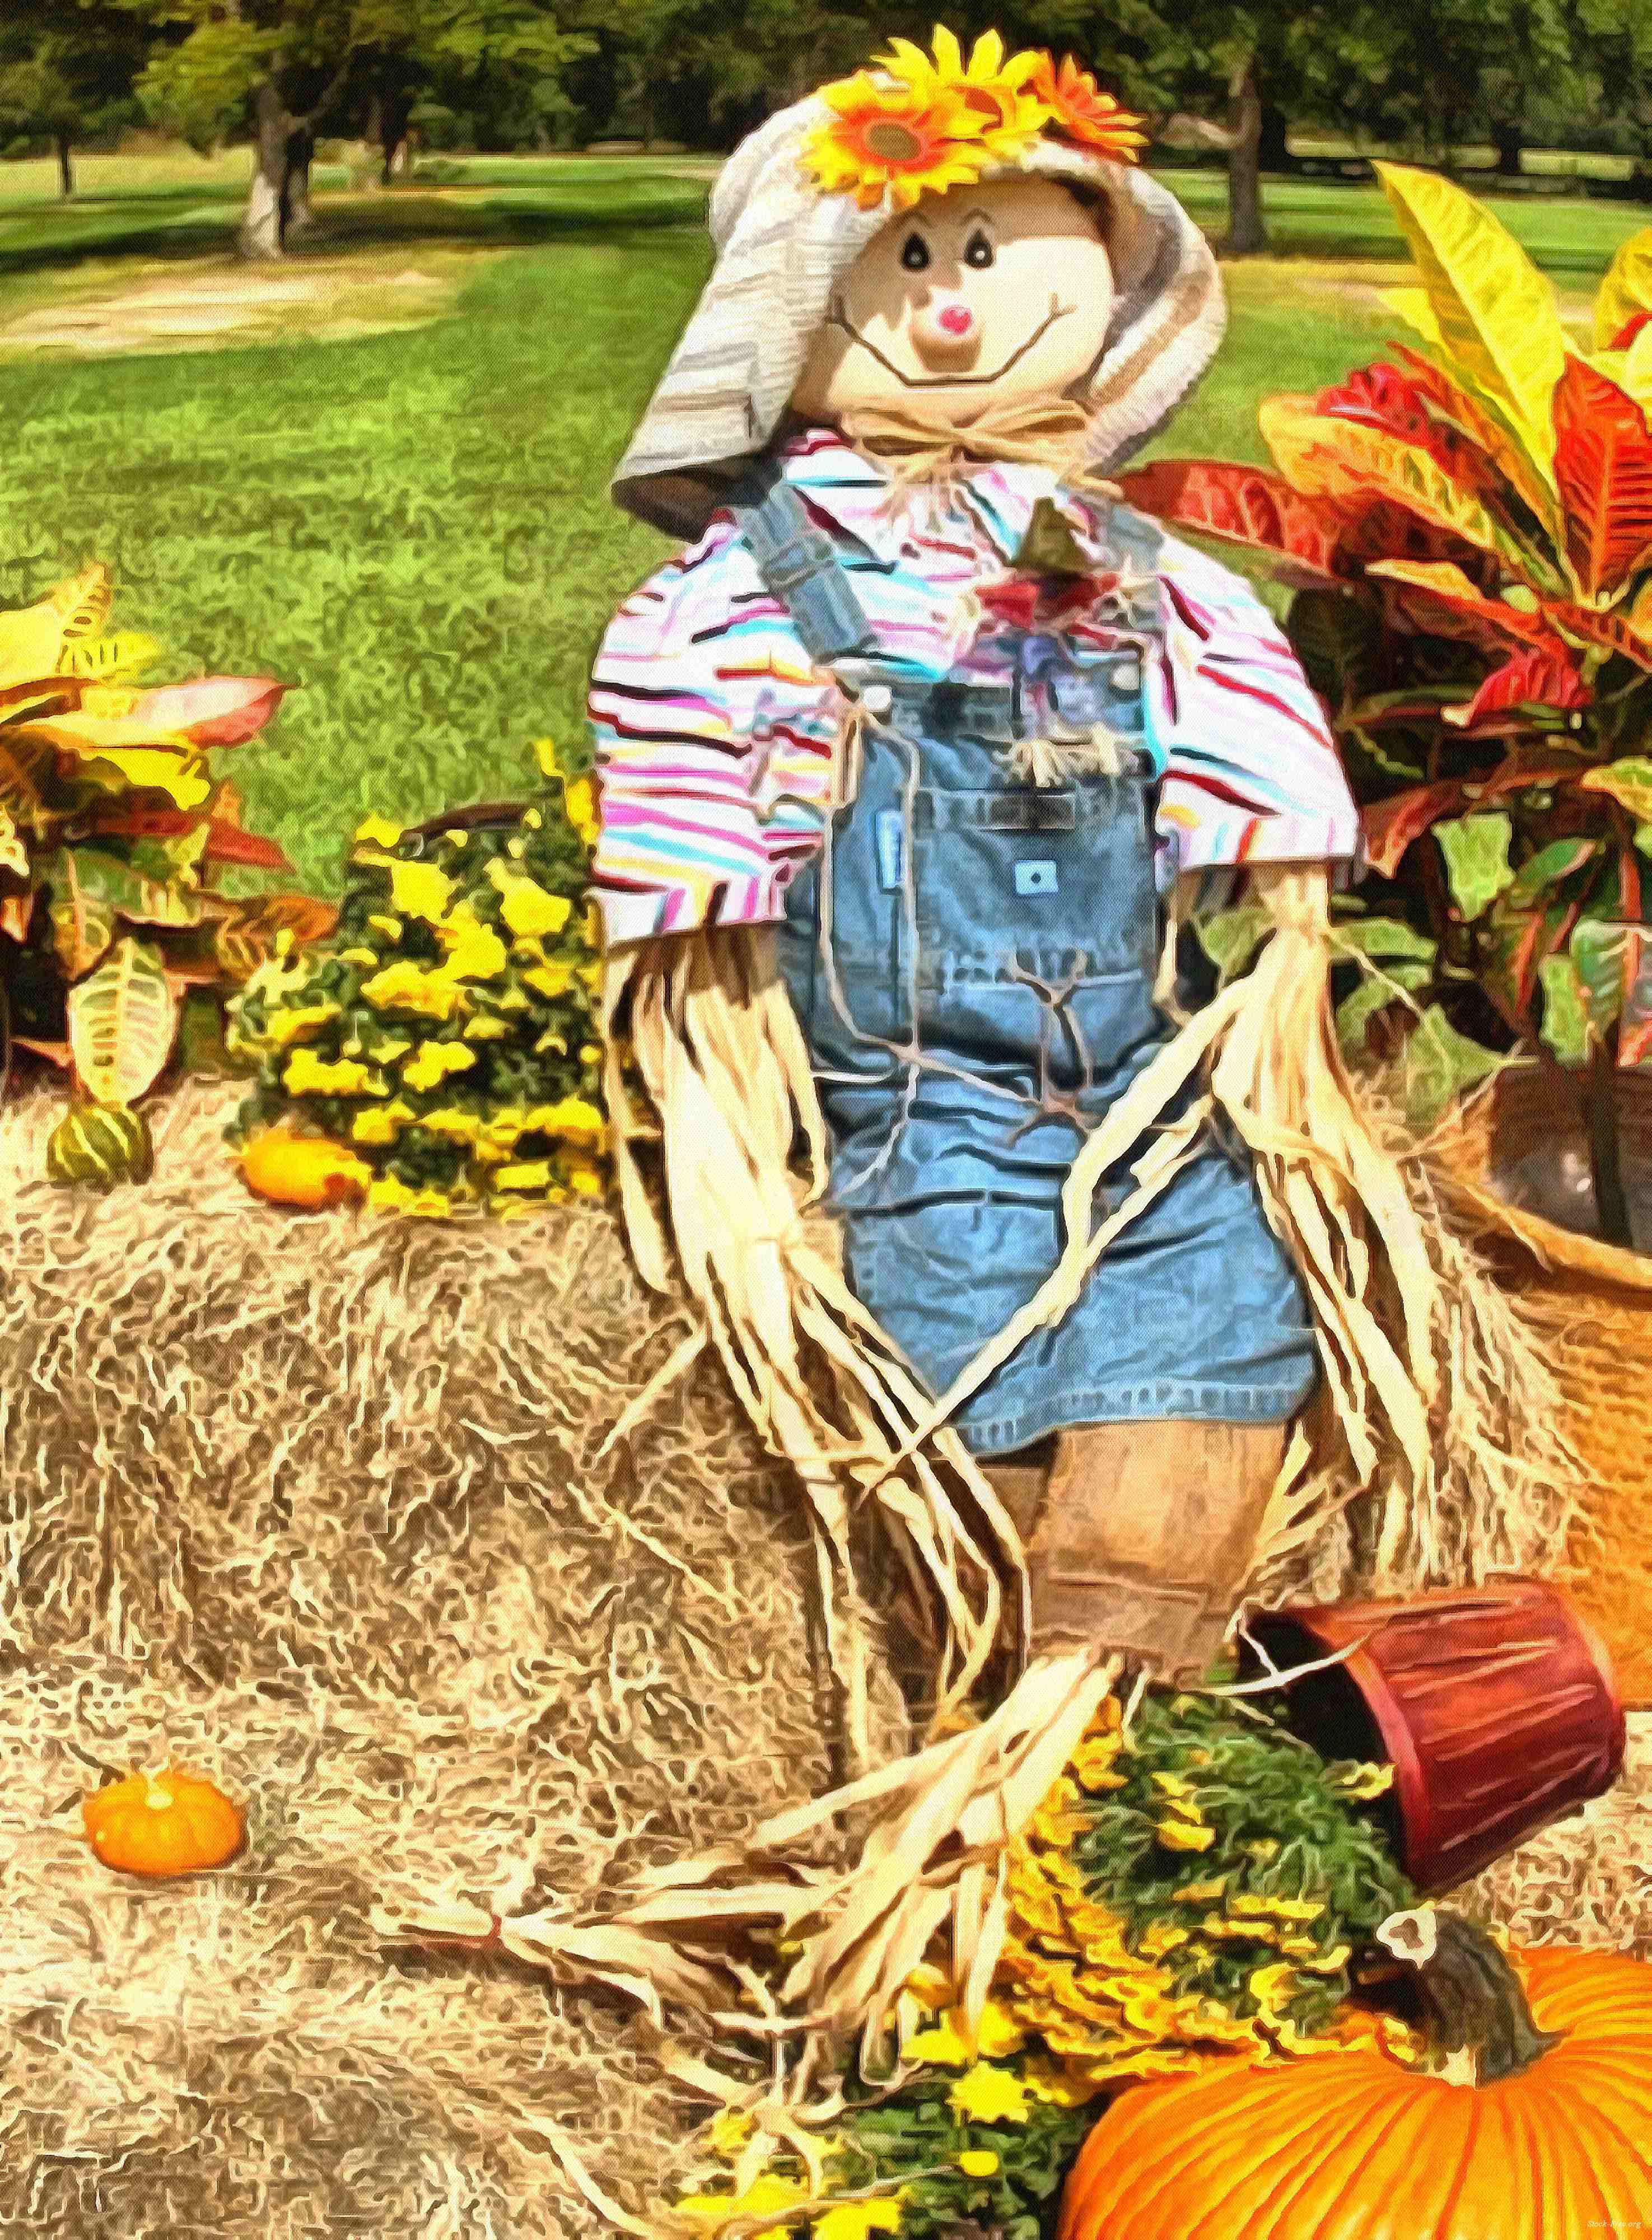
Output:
[{"xmin": 549, "ymin": 29, "xmax": 1553, "ymax": 2056}]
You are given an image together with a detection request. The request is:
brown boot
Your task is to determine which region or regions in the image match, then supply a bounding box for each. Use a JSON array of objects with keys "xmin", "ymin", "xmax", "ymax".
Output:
[{"xmin": 1012, "ymin": 1421, "xmax": 1289, "ymax": 1686}]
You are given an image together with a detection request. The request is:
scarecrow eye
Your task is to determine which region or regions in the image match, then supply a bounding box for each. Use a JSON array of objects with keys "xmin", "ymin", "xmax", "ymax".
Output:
[
  {"xmin": 900, "ymin": 231, "xmax": 931, "ymax": 272},
  {"xmin": 964, "ymin": 230, "xmax": 995, "ymax": 269}
]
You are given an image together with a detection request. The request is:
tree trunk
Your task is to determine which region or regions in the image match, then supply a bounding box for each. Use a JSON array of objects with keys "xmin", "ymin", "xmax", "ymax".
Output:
[
  {"xmin": 281, "ymin": 122, "xmax": 315, "ymax": 240},
  {"xmin": 1258, "ymin": 99, "xmax": 1292, "ymax": 173},
  {"xmin": 55, "ymin": 132, "xmax": 74, "ymax": 200},
  {"xmin": 241, "ymin": 80, "xmax": 288, "ymax": 259},
  {"xmin": 381, "ymin": 102, "xmax": 407, "ymax": 186},
  {"xmin": 1492, "ymin": 120, "xmax": 1523, "ymax": 178},
  {"xmin": 1224, "ymin": 53, "xmax": 1270, "ymax": 256}
]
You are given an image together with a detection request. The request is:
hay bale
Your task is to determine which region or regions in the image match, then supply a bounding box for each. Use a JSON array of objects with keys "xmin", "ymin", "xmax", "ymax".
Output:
[
  {"xmin": 0, "ymin": 1079, "xmax": 894, "ymax": 2238},
  {"xmin": 3, "ymin": 1078, "xmax": 1643, "ymax": 2236},
  {"xmin": 1465, "ymin": 1713, "xmax": 1652, "ymax": 1953}
]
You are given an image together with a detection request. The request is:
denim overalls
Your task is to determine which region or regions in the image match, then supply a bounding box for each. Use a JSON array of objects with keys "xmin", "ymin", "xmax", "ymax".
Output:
[{"xmin": 736, "ymin": 473, "xmax": 1319, "ymax": 1459}]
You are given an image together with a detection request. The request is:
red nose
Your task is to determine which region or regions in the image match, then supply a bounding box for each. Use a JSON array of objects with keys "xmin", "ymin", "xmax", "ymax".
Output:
[{"xmin": 937, "ymin": 304, "xmax": 974, "ymax": 337}]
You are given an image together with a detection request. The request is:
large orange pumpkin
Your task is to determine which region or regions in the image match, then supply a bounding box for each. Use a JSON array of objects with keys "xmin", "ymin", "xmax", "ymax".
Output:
[
  {"xmin": 82, "ymin": 1767, "xmax": 245, "ymax": 1878},
  {"xmin": 1058, "ymin": 1912, "xmax": 1652, "ymax": 2238}
]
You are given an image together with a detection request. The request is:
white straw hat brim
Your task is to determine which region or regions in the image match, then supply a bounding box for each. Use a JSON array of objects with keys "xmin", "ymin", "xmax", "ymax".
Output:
[{"xmin": 612, "ymin": 94, "xmax": 1226, "ymax": 539}]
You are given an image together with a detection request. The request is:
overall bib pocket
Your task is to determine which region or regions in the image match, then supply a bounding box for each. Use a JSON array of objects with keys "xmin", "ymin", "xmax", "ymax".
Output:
[{"xmin": 908, "ymin": 776, "xmax": 1163, "ymax": 1085}]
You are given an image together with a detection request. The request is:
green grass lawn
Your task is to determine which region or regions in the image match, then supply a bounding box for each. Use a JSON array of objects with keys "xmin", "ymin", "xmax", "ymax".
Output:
[{"xmin": 0, "ymin": 153, "xmax": 1635, "ymax": 897}]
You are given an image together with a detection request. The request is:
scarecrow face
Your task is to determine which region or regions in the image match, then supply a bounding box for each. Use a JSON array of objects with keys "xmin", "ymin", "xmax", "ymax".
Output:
[{"xmin": 790, "ymin": 175, "xmax": 1114, "ymax": 427}]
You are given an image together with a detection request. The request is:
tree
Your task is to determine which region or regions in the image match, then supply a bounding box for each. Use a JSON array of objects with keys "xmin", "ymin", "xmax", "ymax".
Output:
[
  {"xmin": 122, "ymin": 0, "xmax": 591, "ymax": 258},
  {"xmin": 0, "ymin": 3, "xmax": 147, "ymax": 199}
]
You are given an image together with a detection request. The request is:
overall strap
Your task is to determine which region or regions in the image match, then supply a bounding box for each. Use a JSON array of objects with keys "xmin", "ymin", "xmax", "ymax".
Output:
[{"xmin": 731, "ymin": 468, "xmax": 881, "ymax": 673}]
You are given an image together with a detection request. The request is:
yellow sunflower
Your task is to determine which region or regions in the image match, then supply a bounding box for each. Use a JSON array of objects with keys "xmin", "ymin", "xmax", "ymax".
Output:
[
  {"xmin": 876, "ymin": 26, "xmax": 1052, "ymax": 161},
  {"xmin": 802, "ymin": 69, "xmax": 987, "ymax": 211},
  {"xmin": 1030, "ymin": 52, "xmax": 1148, "ymax": 162}
]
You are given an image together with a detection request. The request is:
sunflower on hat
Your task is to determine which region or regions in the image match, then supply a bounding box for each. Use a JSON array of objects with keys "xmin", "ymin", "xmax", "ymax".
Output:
[{"xmin": 800, "ymin": 25, "xmax": 1146, "ymax": 211}]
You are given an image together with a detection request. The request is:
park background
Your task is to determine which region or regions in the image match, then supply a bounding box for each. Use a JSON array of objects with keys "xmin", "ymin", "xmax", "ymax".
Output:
[{"xmin": 9, "ymin": 1, "xmax": 1652, "ymax": 900}]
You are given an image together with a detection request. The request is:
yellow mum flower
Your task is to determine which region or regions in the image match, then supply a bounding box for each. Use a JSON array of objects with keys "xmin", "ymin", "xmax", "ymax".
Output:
[
  {"xmin": 361, "ymin": 959, "xmax": 462, "ymax": 1020},
  {"xmin": 367, "ymin": 914, "xmax": 403, "ymax": 941},
  {"xmin": 904, "ymin": 2016, "xmax": 972, "ymax": 2067},
  {"xmin": 813, "ymin": 2200, "xmax": 902, "ymax": 2240},
  {"xmin": 973, "ymin": 2000, "xmax": 1027, "ymax": 2059},
  {"xmin": 493, "ymin": 1159, "xmax": 554, "ymax": 1192},
  {"xmin": 419, "ymin": 1106, "xmax": 484, "ymax": 1143},
  {"xmin": 338, "ymin": 946, "xmax": 379, "ymax": 967},
  {"xmin": 674, "ymin": 2174, "xmax": 809, "ymax": 2229},
  {"xmin": 1138, "ymin": 1920, "xmax": 1191, "ymax": 1961},
  {"xmin": 488, "ymin": 860, "xmax": 573, "ymax": 938},
  {"xmin": 561, "ymin": 772, "xmax": 599, "ymax": 838},
  {"xmin": 350, "ymin": 1104, "xmax": 415, "ymax": 1145},
  {"xmin": 263, "ymin": 999, "xmax": 342, "ymax": 1046},
  {"xmin": 578, "ymin": 1043, "xmax": 601, "ymax": 1065},
  {"xmin": 1174, "ymin": 1877, "xmax": 1230, "ymax": 1905},
  {"xmin": 282, "ymin": 1050, "xmax": 378, "ymax": 1097},
  {"xmin": 386, "ymin": 858, "xmax": 455, "ymax": 923},
  {"xmin": 366, "ymin": 1174, "xmax": 453, "ymax": 1218},
  {"xmin": 1020, "ymin": 2055, "xmax": 1107, "ymax": 2110},
  {"xmin": 463, "ymin": 1017, "xmax": 508, "ymax": 1040},
  {"xmin": 562, "ymin": 1157, "xmax": 606, "ymax": 1198},
  {"xmin": 402, "ymin": 1040, "xmax": 476, "ymax": 1093},
  {"xmin": 1155, "ymin": 1819, "xmax": 1215, "ymax": 1853},
  {"xmin": 947, "ymin": 2064, "xmax": 1030, "ymax": 2126},
  {"xmin": 956, "ymin": 2152, "xmax": 998, "ymax": 2178},
  {"xmin": 541, "ymin": 1094, "xmax": 606, "ymax": 1146},
  {"xmin": 353, "ymin": 813, "xmax": 404, "ymax": 848},
  {"xmin": 438, "ymin": 904, "xmax": 509, "ymax": 982}
]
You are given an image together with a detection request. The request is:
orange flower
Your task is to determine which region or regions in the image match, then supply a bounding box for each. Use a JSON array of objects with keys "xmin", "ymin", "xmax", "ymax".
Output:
[
  {"xmin": 1032, "ymin": 53, "xmax": 1147, "ymax": 162},
  {"xmin": 804, "ymin": 69, "xmax": 988, "ymax": 209}
]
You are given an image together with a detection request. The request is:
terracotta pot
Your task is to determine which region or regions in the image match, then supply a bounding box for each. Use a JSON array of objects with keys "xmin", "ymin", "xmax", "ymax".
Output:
[{"xmin": 1236, "ymin": 1576, "xmax": 1626, "ymax": 1893}]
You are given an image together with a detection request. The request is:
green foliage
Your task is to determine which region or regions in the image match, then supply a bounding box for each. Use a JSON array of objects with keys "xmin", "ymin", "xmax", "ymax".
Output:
[
  {"xmin": 0, "ymin": 562, "xmax": 295, "ymax": 1177},
  {"xmin": 1069, "ymin": 1692, "xmax": 1415, "ymax": 2038},
  {"xmin": 226, "ymin": 742, "xmax": 614, "ymax": 1216},
  {"xmin": 825, "ymin": 2080, "xmax": 1090, "ymax": 2240}
]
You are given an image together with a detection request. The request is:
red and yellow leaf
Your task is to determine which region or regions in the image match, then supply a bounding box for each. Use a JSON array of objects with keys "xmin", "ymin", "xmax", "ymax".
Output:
[
  {"xmin": 1366, "ymin": 558, "xmax": 1552, "ymax": 652},
  {"xmin": 1362, "ymin": 781, "xmax": 1471, "ymax": 876},
  {"xmin": 1552, "ymin": 356, "xmax": 1652, "ymax": 595},
  {"xmin": 1444, "ymin": 641, "xmax": 1590, "ymax": 729},
  {"xmin": 1114, "ymin": 460, "xmax": 1348, "ymax": 582}
]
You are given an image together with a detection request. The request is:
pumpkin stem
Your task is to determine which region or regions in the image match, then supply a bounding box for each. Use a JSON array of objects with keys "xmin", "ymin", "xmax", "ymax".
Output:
[{"xmin": 1376, "ymin": 1907, "xmax": 1562, "ymax": 2085}]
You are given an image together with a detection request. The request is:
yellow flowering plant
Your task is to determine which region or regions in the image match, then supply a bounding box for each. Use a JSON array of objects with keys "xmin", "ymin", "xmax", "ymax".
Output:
[
  {"xmin": 666, "ymin": 1691, "xmax": 1417, "ymax": 2240},
  {"xmin": 226, "ymin": 741, "xmax": 615, "ymax": 1219}
]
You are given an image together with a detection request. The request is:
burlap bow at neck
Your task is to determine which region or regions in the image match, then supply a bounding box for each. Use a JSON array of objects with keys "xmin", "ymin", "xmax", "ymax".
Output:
[{"xmin": 838, "ymin": 394, "xmax": 1123, "ymax": 504}]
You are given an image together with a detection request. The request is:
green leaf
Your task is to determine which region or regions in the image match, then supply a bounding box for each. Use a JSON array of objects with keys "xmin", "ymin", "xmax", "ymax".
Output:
[
  {"xmin": 1538, "ymin": 952, "xmax": 1592, "ymax": 1061},
  {"xmin": 1337, "ymin": 917, "xmax": 1439, "ymax": 964},
  {"xmin": 1286, "ymin": 587, "xmax": 1380, "ymax": 705},
  {"xmin": 1403, "ymin": 1004, "xmax": 1504, "ymax": 1128},
  {"xmin": 1194, "ymin": 904, "xmax": 1271, "ymax": 984},
  {"xmin": 1636, "ymin": 822, "xmax": 1652, "ymax": 859},
  {"xmin": 1434, "ymin": 813, "xmax": 1514, "ymax": 921},
  {"xmin": 73, "ymin": 846, "xmax": 202, "ymax": 930},
  {"xmin": 1571, "ymin": 914, "xmax": 1645, "ymax": 1041},
  {"xmin": 67, "ymin": 936, "xmax": 178, "ymax": 1104},
  {"xmin": 1581, "ymin": 756, "xmax": 1652, "ymax": 823},
  {"xmin": 1336, "ymin": 958, "xmax": 1431, "ymax": 1062},
  {"xmin": 1506, "ymin": 837, "xmax": 1602, "ymax": 907},
  {"xmin": 39, "ymin": 848, "xmax": 115, "ymax": 978}
]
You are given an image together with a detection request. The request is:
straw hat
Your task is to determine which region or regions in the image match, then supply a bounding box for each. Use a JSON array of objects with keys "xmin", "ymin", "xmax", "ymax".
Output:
[{"xmin": 612, "ymin": 86, "xmax": 1226, "ymax": 539}]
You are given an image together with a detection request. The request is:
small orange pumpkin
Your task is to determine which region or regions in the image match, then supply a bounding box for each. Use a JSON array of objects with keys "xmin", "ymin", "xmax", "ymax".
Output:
[
  {"xmin": 240, "ymin": 1127, "xmax": 370, "ymax": 1210},
  {"xmin": 82, "ymin": 1767, "xmax": 245, "ymax": 1878},
  {"xmin": 1058, "ymin": 1910, "xmax": 1652, "ymax": 2239}
]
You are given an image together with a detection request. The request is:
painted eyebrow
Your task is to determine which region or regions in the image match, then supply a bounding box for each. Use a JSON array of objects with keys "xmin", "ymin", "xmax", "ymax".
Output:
[{"xmin": 956, "ymin": 208, "xmax": 997, "ymax": 228}]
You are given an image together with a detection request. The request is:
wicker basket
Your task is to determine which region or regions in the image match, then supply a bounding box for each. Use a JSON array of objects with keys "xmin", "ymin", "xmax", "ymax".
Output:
[{"xmin": 1440, "ymin": 1069, "xmax": 1652, "ymax": 1709}]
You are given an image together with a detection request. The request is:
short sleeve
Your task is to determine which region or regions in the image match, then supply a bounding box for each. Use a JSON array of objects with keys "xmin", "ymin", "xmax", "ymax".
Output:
[{"xmin": 586, "ymin": 519, "xmax": 843, "ymax": 945}]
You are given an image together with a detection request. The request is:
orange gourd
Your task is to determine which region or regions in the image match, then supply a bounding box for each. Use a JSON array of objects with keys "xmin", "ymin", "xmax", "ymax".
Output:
[
  {"xmin": 240, "ymin": 1127, "xmax": 370, "ymax": 1209},
  {"xmin": 82, "ymin": 1767, "xmax": 245, "ymax": 1878},
  {"xmin": 1058, "ymin": 1912, "xmax": 1652, "ymax": 2239}
]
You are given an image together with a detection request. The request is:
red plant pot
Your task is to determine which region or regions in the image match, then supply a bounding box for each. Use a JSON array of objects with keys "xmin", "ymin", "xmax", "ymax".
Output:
[{"xmin": 1235, "ymin": 1576, "xmax": 1627, "ymax": 1893}]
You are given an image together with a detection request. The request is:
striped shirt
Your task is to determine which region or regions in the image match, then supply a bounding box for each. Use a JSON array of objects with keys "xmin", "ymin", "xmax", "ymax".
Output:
[{"xmin": 588, "ymin": 429, "xmax": 1356, "ymax": 945}]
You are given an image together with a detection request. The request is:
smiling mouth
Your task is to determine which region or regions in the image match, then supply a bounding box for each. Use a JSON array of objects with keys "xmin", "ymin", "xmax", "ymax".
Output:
[{"xmin": 828, "ymin": 295, "xmax": 1074, "ymax": 388}]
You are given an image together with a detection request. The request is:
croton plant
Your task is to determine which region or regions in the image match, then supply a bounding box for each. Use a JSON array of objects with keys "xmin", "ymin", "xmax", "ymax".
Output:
[
  {"xmin": 0, "ymin": 563, "xmax": 323, "ymax": 1184},
  {"xmin": 1120, "ymin": 163, "xmax": 1652, "ymax": 1238}
]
